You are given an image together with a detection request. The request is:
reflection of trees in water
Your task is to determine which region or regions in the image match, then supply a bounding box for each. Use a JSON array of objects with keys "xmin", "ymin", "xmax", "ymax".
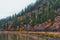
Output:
[
  {"xmin": 8, "ymin": 33, "xmax": 21, "ymax": 40},
  {"xmin": 0, "ymin": 34, "xmax": 7, "ymax": 40}
]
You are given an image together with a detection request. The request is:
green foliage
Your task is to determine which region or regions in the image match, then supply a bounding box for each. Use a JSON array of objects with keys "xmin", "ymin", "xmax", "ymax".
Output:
[
  {"xmin": 29, "ymin": 12, "xmax": 36, "ymax": 26},
  {"xmin": 0, "ymin": 0, "xmax": 60, "ymax": 30}
]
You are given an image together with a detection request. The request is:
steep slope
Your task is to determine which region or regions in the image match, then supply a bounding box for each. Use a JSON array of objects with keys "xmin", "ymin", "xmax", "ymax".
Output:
[{"xmin": 0, "ymin": 0, "xmax": 60, "ymax": 31}]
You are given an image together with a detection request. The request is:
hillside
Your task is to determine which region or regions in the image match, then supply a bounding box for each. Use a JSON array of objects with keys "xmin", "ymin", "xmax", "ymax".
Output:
[{"xmin": 0, "ymin": 0, "xmax": 60, "ymax": 31}]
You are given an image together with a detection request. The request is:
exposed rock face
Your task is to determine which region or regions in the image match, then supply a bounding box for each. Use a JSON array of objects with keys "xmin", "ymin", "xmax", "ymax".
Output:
[
  {"xmin": 45, "ymin": 16, "xmax": 60, "ymax": 31},
  {"xmin": 34, "ymin": 24, "xmax": 45, "ymax": 31},
  {"xmin": 7, "ymin": 21, "xmax": 13, "ymax": 30},
  {"xmin": 27, "ymin": 16, "xmax": 60, "ymax": 31},
  {"xmin": 46, "ymin": 26, "xmax": 58, "ymax": 31},
  {"xmin": 55, "ymin": 16, "xmax": 60, "ymax": 22},
  {"xmin": 58, "ymin": 23, "xmax": 60, "ymax": 31},
  {"xmin": 57, "ymin": 8, "xmax": 60, "ymax": 16}
]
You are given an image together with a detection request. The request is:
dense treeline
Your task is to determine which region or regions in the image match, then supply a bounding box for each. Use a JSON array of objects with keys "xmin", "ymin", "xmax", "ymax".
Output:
[{"xmin": 0, "ymin": 0, "xmax": 60, "ymax": 31}]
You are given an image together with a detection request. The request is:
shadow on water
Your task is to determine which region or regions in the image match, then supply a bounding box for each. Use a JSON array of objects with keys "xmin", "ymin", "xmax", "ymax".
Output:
[
  {"xmin": 0, "ymin": 33, "xmax": 18, "ymax": 40},
  {"xmin": 0, "ymin": 33, "xmax": 24, "ymax": 40},
  {"xmin": 0, "ymin": 34, "xmax": 8, "ymax": 40}
]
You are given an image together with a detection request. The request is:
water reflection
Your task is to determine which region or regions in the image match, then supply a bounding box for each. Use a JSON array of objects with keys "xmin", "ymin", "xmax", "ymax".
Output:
[
  {"xmin": 0, "ymin": 33, "xmax": 25, "ymax": 40},
  {"xmin": 0, "ymin": 34, "xmax": 8, "ymax": 40},
  {"xmin": 0, "ymin": 33, "xmax": 17, "ymax": 40}
]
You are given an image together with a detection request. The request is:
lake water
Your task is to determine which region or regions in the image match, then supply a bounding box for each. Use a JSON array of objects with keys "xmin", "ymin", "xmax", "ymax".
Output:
[
  {"xmin": 0, "ymin": 34, "xmax": 8, "ymax": 40},
  {"xmin": 0, "ymin": 34, "xmax": 20, "ymax": 40},
  {"xmin": 0, "ymin": 32, "xmax": 60, "ymax": 40}
]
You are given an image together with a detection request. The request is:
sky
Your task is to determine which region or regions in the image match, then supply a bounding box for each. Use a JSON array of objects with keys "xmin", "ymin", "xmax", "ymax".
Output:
[{"xmin": 0, "ymin": 0, "xmax": 36, "ymax": 19}]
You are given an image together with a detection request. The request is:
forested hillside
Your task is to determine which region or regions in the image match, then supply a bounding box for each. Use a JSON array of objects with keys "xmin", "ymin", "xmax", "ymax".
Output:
[{"xmin": 0, "ymin": 0, "xmax": 60, "ymax": 31}]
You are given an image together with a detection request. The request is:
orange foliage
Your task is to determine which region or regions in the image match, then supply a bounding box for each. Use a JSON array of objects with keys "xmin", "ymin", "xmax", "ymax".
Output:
[
  {"xmin": 44, "ymin": 22, "xmax": 51, "ymax": 27},
  {"xmin": 34, "ymin": 24, "xmax": 39, "ymax": 28},
  {"xmin": 20, "ymin": 27, "xmax": 25, "ymax": 31},
  {"xmin": 53, "ymin": 21, "xmax": 59, "ymax": 27}
]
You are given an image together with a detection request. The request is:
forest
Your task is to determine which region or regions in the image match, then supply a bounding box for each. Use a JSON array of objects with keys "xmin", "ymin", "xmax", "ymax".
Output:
[{"xmin": 0, "ymin": 0, "xmax": 60, "ymax": 31}]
